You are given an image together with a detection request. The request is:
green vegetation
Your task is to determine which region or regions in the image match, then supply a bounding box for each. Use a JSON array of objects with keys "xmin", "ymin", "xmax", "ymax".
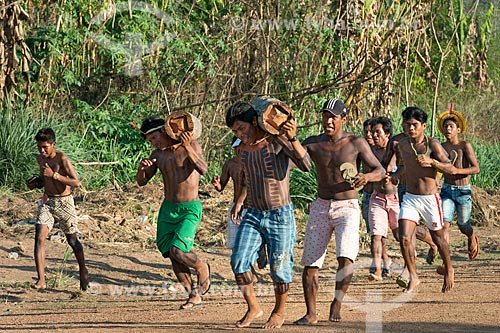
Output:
[
  {"xmin": 471, "ymin": 141, "xmax": 500, "ymax": 190},
  {"xmin": 0, "ymin": 107, "xmax": 51, "ymax": 189},
  {"xmin": 49, "ymin": 246, "xmax": 73, "ymax": 289},
  {"xmin": 0, "ymin": 0, "xmax": 498, "ymax": 194}
]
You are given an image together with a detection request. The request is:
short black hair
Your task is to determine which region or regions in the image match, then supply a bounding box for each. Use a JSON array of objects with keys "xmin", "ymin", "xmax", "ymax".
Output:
[
  {"xmin": 403, "ymin": 106, "xmax": 427, "ymax": 123},
  {"xmin": 140, "ymin": 115, "xmax": 165, "ymax": 139},
  {"xmin": 35, "ymin": 128, "xmax": 56, "ymax": 143},
  {"xmin": 443, "ymin": 117, "xmax": 459, "ymax": 127},
  {"xmin": 371, "ymin": 116, "xmax": 393, "ymax": 137},
  {"xmin": 226, "ymin": 101, "xmax": 257, "ymax": 127}
]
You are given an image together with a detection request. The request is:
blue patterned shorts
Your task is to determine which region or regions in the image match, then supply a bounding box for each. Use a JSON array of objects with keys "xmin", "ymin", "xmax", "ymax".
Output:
[{"xmin": 231, "ymin": 204, "xmax": 295, "ymax": 283}]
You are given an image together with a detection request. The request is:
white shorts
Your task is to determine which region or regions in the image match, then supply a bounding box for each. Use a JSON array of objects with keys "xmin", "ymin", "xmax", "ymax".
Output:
[
  {"xmin": 301, "ymin": 197, "xmax": 360, "ymax": 268},
  {"xmin": 399, "ymin": 192, "xmax": 444, "ymax": 231},
  {"xmin": 226, "ymin": 202, "xmax": 247, "ymax": 249}
]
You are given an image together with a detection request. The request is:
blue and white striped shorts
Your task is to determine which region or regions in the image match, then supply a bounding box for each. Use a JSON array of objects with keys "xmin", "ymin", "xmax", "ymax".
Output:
[{"xmin": 231, "ymin": 204, "xmax": 295, "ymax": 283}]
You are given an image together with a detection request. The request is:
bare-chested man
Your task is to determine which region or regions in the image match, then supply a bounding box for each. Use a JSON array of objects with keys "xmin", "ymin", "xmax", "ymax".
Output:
[
  {"xmin": 391, "ymin": 107, "xmax": 454, "ymax": 293},
  {"xmin": 136, "ymin": 115, "xmax": 210, "ymax": 309},
  {"xmin": 382, "ymin": 110, "xmax": 438, "ymax": 288},
  {"xmin": 367, "ymin": 116, "xmax": 399, "ymax": 281},
  {"xmin": 226, "ymin": 101, "xmax": 311, "ymax": 329},
  {"xmin": 294, "ymin": 99, "xmax": 385, "ymax": 325},
  {"xmin": 28, "ymin": 128, "xmax": 89, "ymax": 291},
  {"xmin": 419, "ymin": 109, "xmax": 480, "ymax": 263}
]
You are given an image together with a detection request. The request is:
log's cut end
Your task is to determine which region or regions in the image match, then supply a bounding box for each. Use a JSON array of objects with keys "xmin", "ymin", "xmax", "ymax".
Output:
[
  {"xmin": 252, "ymin": 96, "xmax": 294, "ymax": 135},
  {"xmin": 165, "ymin": 111, "xmax": 202, "ymax": 140}
]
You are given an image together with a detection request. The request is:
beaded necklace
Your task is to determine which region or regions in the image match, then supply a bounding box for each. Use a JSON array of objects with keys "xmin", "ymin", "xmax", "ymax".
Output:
[{"xmin": 410, "ymin": 135, "xmax": 428, "ymax": 156}]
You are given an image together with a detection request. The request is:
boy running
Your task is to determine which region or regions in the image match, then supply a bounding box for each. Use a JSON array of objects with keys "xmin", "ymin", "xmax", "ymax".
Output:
[
  {"xmin": 419, "ymin": 107, "xmax": 480, "ymax": 260},
  {"xmin": 28, "ymin": 128, "xmax": 89, "ymax": 291}
]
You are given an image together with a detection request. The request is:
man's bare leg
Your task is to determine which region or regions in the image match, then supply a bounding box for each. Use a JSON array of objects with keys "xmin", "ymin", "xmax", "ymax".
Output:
[
  {"xmin": 370, "ymin": 235, "xmax": 383, "ymax": 280},
  {"xmin": 170, "ymin": 247, "xmax": 210, "ymax": 308},
  {"xmin": 66, "ymin": 233, "xmax": 89, "ymax": 291},
  {"xmin": 250, "ymin": 265, "xmax": 259, "ymax": 283},
  {"xmin": 170, "ymin": 246, "xmax": 210, "ymax": 295},
  {"xmin": 294, "ymin": 266, "xmax": 319, "ymax": 325},
  {"xmin": 263, "ymin": 283, "xmax": 288, "ymax": 329},
  {"xmin": 430, "ymin": 229, "xmax": 454, "ymax": 292},
  {"xmin": 442, "ymin": 222, "xmax": 451, "ymax": 244},
  {"xmin": 171, "ymin": 256, "xmax": 202, "ymax": 308},
  {"xmin": 381, "ymin": 239, "xmax": 392, "ymax": 276},
  {"xmin": 33, "ymin": 224, "xmax": 49, "ymax": 289},
  {"xmin": 459, "ymin": 224, "xmax": 479, "ymax": 259},
  {"xmin": 399, "ymin": 219, "xmax": 420, "ymax": 292},
  {"xmin": 459, "ymin": 224, "xmax": 473, "ymax": 239},
  {"xmin": 329, "ymin": 257, "xmax": 353, "ymax": 322},
  {"xmin": 417, "ymin": 225, "xmax": 438, "ymax": 264},
  {"xmin": 235, "ymin": 272, "xmax": 263, "ymax": 328}
]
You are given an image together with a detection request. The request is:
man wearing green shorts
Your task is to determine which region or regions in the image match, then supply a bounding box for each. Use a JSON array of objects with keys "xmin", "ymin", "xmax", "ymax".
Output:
[
  {"xmin": 137, "ymin": 115, "xmax": 210, "ymax": 309},
  {"xmin": 156, "ymin": 200, "xmax": 203, "ymax": 256}
]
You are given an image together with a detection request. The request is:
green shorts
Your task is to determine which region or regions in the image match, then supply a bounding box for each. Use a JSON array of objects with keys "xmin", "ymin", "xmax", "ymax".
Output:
[{"xmin": 156, "ymin": 200, "xmax": 202, "ymax": 257}]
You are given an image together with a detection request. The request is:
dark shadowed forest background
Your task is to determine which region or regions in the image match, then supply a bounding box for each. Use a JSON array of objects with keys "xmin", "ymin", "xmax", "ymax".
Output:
[{"xmin": 1, "ymin": 0, "xmax": 499, "ymax": 200}]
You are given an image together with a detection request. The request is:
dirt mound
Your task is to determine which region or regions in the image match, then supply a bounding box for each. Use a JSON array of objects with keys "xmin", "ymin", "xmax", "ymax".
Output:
[
  {"xmin": 0, "ymin": 182, "xmax": 234, "ymax": 249},
  {"xmin": 472, "ymin": 185, "xmax": 500, "ymax": 226},
  {"xmin": 1, "ymin": 183, "xmax": 498, "ymax": 249}
]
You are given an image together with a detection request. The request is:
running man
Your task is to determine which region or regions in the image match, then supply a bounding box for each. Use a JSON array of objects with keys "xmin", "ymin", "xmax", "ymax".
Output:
[
  {"xmin": 295, "ymin": 99, "xmax": 385, "ymax": 325},
  {"xmin": 226, "ymin": 101, "xmax": 311, "ymax": 329},
  {"xmin": 136, "ymin": 115, "xmax": 211, "ymax": 309},
  {"xmin": 367, "ymin": 116, "xmax": 399, "ymax": 281},
  {"xmin": 391, "ymin": 107, "xmax": 454, "ymax": 293}
]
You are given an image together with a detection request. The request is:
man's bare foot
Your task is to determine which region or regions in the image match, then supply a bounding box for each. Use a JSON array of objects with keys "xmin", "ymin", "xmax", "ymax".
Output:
[
  {"xmin": 383, "ymin": 260, "xmax": 393, "ymax": 277},
  {"xmin": 235, "ymin": 308, "xmax": 263, "ymax": 328},
  {"xmin": 329, "ymin": 299, "xmax": 342, "ymax": 322},
  {"xmin": 442, "ymin": 268, "xmax": 454, "ymax": 293},
  {"xmin": 403, "ymin": 278, "xmax": 421, "ymax": 293},
  {"xmin": 468, "ymin": 235, "xmax": 480, "ymax": 259},
  {"xmin": 179, "ymin": 300, "xmax": 203, "ymax": 309},
  {"xmin": 80, "ymin": 268, "xmax": 89, "ymax": 291},
  {"xmin": 179, "ymin": 293, "xmax": 202, "ymax": 310},
  {"xmin": 294, "ymin": 314, "xmax": 318, "ymax": 325},
  {"xmin": 369, "ymin": 273, "xmax": 383, "ymax": 281},
  {"xmin": 31, "ymin": 279, "xmax": 46, "ymax": 290},
  {"xmin": 263, "ymin": 312, "xmax": 284, "ymax": 329}
]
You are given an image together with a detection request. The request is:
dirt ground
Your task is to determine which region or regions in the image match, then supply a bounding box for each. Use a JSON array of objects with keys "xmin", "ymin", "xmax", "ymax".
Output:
[{"xmin": 1, "ymin": 183, "xmax": 500, "ymax": 332}]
